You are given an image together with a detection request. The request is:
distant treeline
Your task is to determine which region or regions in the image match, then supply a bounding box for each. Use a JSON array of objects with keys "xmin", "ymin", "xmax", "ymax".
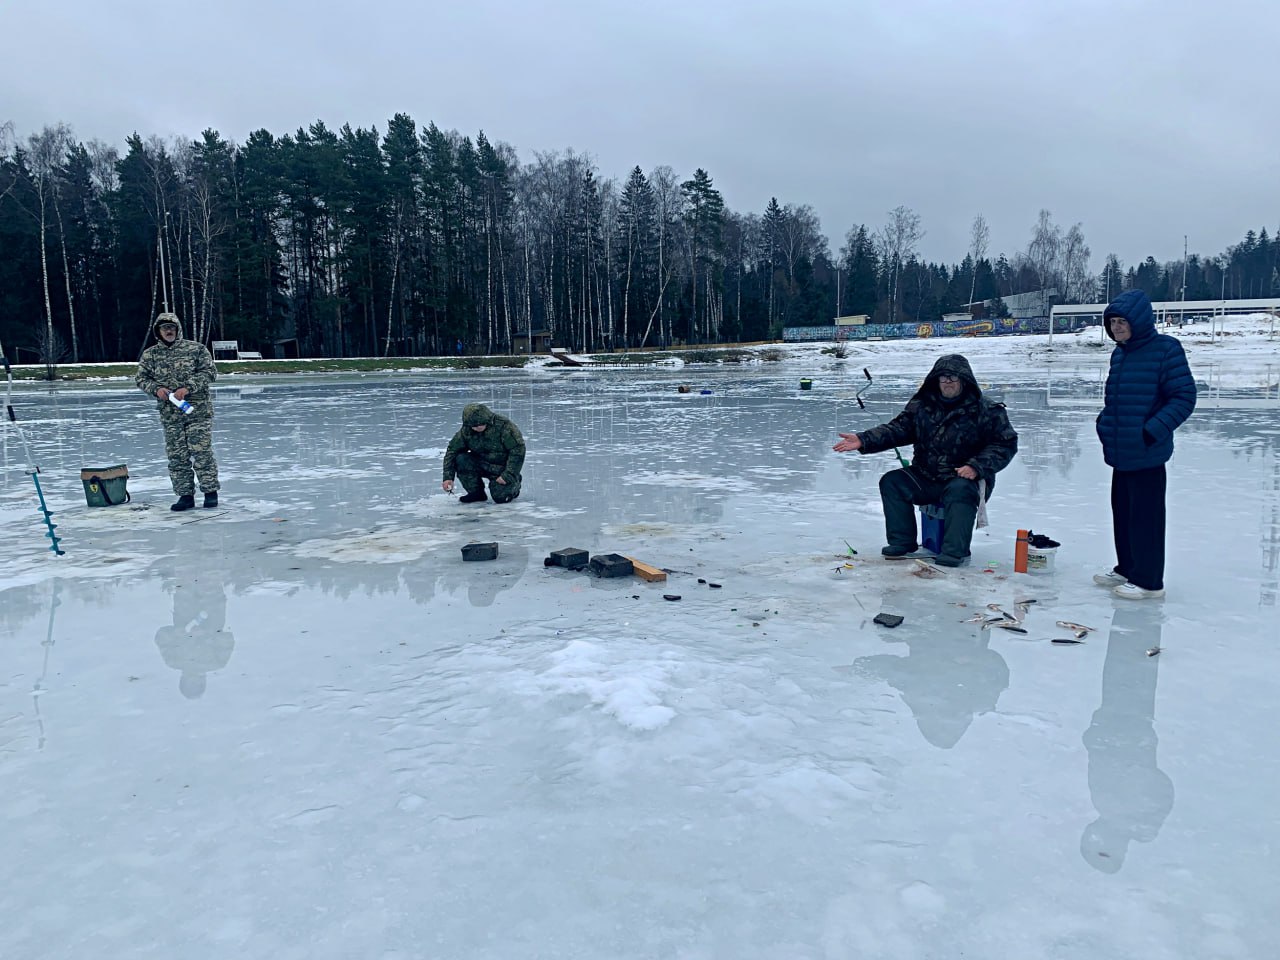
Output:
[{"xmin": 2, "ymin": 116, "xmax": 1277, "ymax": 369}]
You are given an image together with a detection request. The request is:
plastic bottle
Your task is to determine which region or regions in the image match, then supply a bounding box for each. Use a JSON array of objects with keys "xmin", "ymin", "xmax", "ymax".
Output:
[{"xmin": 167, "ymin": 393, "xmax": 194, "ymax": 414}]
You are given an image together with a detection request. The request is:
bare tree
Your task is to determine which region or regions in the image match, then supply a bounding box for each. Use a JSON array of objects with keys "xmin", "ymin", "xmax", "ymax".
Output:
[
  {"xmin": 649, "ymin": 165, "xmax": 683, "ymax": 347},
  {"xmin": 26, "ymin": 125, "xmax": 75, "ymax": 376},
  {"xmin": 968, "ymin": 213, "xmax": 989, "ymax": 308},
  {"xmin": 1026, "ymin": 208, "xmax": 1062, "ymax": 318},
  {"xmin": 1060, "ymin": 223, "xmax": 1093, "ymax": 303},
  {"xmin": 598, "ymin": 179, "xmax": 619, "ymax": 347},
  {"xmin": 0, "ymin": 121, "xmax": 16, "ymax": 205},
  {"xmin": 145, "ymin": 135, "xmax": 178, "ymax": 316},
  {"xmin": 777, "ymin": 203, "xmax": 823, "ymax": 285},
  {"xmin": 876, "ymin": 205, "xmax": 923, "ymax": 322}
]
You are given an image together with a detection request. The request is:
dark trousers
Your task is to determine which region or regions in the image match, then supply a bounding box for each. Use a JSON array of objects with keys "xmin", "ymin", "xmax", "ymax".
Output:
[
  {"xmin": 1111, "ymin": 466, "xmax": 1166, "ymax": 590},
  {"xmin": 455, "ymin": 451, "xmax": 521, "ymax": 503},
  {"xmin": 879, "ymin": 468, "xmax": 982, "ymax": 558}
]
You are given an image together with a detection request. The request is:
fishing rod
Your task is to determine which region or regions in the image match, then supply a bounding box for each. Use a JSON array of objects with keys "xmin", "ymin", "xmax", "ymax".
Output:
[
  {"xmin": 857, "ymin": 367, "xmax": 910, "ymax": 468},
  {"xmin": 2, "ymin": 347, "xmax": 64, "ymax": 555}
]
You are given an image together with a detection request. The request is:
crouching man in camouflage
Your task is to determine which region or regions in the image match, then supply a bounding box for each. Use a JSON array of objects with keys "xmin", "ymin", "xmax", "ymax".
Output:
[
  {"xmin": 135, "ymin": 313, "xmax": 221, "ymax": 511},
  {"xmin": 442, "ymin": 403, "xmax": 525, "ymax": 504}
]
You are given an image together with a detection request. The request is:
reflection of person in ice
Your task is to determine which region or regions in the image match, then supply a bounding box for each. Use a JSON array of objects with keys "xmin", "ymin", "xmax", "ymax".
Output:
[
  {"xmin": 154, "ymin": 576, "xmax": 235, "ymax": 699},
  {"xmin": 1080, "ymin": 605, "xmax": 1173, "ymax": 872},
  {"xmin": 855, "ymin": 622, "xmax": 1009, "ymax": 749}
]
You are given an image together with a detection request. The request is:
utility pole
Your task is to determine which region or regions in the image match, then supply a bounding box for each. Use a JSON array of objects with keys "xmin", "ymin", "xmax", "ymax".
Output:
[
  {"xmin": 158, "ymin": 211, "xmax": 171, "ymax": 314},
  {"xmin": 1102, "ymin": 265, "xmax": 1111, "ymax": 344},
  {"xmin": 1180, "ymin": 234, "xmax": 1188, "ymax": 320}
]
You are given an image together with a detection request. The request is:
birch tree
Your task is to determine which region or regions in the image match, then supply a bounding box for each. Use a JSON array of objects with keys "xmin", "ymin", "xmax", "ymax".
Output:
[
  {"xmin": 1060, "ymin": 222, "xmax": 1092, "ymax": 303},
  {"xmin": 967, "ymin": 213, "xmax": 989, "ymax": 308},
  {"xmin": 876, "ymin": 205, "xmax": 923, "ymax": 322},
  {"xmin": 27, "ymin": 125, "xmax": 74, "ymax": 374},
  {"xmin": 1026, "ymin": 208, "xmax": 1063, "ymax": 316},
  {"xmin": 649, "ymin": 165, "xmax": 682, "ymax": 347}
]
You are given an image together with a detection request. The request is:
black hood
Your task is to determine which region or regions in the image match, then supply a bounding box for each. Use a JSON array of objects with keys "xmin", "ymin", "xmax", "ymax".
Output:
[{"xmin": 912, "ymin": 354, "xmax": 981, "ymax": 402}]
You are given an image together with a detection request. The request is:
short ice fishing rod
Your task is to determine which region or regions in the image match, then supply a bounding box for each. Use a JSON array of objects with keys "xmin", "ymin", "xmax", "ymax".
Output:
[
  {"xmin": 856, "ymin": 367, "xmax": 909, "ymax": 469},
  {"xmin": 2, "ymin": 348, "xmax": 64, "ymax": 555}
]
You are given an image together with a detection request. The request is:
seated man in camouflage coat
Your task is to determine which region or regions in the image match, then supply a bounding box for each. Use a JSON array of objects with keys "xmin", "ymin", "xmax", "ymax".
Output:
[
  {"xmin": 833, "ymin": 354, "xmax": 1018, "ymax": 566},
  {"xmin": 135, "ymin": 313, "xmax": 221, "ymax": 511},
  {"xmin": 442, "ymin": 403, "xmax": 525, "ymax": 504}
]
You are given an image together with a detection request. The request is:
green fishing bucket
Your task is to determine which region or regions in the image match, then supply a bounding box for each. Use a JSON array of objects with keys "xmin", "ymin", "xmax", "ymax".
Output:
[{"xmin": 81, "ymin": 465, "xmax": 130, "ymax": 507}]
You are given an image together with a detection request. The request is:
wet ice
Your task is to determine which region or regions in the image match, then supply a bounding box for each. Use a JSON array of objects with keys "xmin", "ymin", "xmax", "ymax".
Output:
[{"xmin": 1, "ymin": 330, "xmax": 1278, "ymax": 959}]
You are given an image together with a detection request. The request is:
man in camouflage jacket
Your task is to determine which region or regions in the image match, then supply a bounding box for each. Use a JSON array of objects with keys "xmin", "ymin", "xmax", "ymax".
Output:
[
  {"xmin": 441, "ymin": 403, "xmax": 525, "ymax": 503},
  {"xmin": 135, "ymin": 313, "xmax": 221, "ymax": 511},
  {"xmin": 833, "ymin": 354, "xmax": 1017, "ymax": 565}
]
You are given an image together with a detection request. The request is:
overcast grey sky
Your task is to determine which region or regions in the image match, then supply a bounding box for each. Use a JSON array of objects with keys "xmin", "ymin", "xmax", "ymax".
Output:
[{"xmin": 4, "ymin": 0, "xmax": 1276, "ymax": 268}]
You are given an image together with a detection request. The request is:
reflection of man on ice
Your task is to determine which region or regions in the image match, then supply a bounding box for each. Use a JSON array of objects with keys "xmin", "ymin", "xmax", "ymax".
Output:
[
  {"xmin": 154, "ymin": 576, "xmax": 235, "ymax": 699},
  {"xmin": 856, "ymin": 624, "xmax": 1009, "ymax": 749},
  {"xmin": 1080, "ymin": 606, "xmax": 1173, "ymax": 872}
]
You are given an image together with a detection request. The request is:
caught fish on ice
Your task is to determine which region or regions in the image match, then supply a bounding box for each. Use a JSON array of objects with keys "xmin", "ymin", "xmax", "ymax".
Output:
[
  {"xmin": 1056, "ymin": 620, "xmax": 1095, "ymax": 633},
  {"xmin": 1056, "ymin": 620, "xmax": 1095, "ymax": 639},
  {"xmin": 990, "ymin": 621, "xmax": 1028, "ymax": 634}
]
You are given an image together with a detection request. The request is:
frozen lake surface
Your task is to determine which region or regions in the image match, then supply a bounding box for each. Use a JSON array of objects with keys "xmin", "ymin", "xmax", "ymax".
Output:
[{"xmin": 2, "ymin": 337, "xmax": 1278, "ymax": 959}]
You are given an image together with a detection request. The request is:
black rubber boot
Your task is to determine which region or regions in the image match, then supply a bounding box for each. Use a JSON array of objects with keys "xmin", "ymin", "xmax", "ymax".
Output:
[
  {"xmin": 881, "ymin": 543, "xmax": 919, "ymax": 557},
  {"xmin": 203, "ymin": 492, "xmax": 219, "ymax": 509},
  {"xmin": 459, "ymin": 490, "xmax": 488, "ymax": 504},
  {"xmin": 170, "ymin": 494, "xmax": 196, "ymax": 512}
]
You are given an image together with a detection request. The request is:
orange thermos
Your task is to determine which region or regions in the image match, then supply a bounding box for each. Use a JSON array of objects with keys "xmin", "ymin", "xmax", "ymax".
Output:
[{"xmin": 1014, "ymin": 529, "xmax": 1030, "ymax": 574}]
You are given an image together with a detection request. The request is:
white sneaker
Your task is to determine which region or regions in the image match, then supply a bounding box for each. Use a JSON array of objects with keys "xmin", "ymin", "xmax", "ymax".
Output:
[
  {"xmin": 1113, "ymin": 582, "xmax": 1165, "ymax": 600},
  {"xmin": 1093, "ymin": 570, "xmax": 1127, "ymax": 587}
]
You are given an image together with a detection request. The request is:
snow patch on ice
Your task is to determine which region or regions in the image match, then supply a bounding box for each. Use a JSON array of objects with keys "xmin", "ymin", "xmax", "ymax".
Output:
[{"xmin": 520, "ymin": 638, "xmax": 679, "ymax": 731}]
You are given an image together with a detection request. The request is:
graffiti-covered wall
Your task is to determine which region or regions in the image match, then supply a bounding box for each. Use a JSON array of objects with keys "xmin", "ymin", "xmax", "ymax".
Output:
[{"xmin": 783, "ymin": 317, "xmax": 1081, "ymax": 342}]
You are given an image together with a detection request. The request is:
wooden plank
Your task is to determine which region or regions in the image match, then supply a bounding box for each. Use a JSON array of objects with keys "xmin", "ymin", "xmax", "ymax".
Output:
[{"xmin": 623, "ymin": 556, "xmax": 668, "ymax": 583}]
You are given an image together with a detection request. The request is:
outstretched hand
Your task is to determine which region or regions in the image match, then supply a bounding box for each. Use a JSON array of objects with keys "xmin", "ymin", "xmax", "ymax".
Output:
[{"xmin": 833, "ymin": 432, "xmax": 862, "ymax": 453}]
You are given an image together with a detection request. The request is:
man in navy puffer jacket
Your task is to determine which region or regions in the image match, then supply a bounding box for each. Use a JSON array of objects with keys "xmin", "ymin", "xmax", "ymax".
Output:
[{"xmin": 1094, "ymin": 290, "xmax": 1196, "ymax": 599}]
